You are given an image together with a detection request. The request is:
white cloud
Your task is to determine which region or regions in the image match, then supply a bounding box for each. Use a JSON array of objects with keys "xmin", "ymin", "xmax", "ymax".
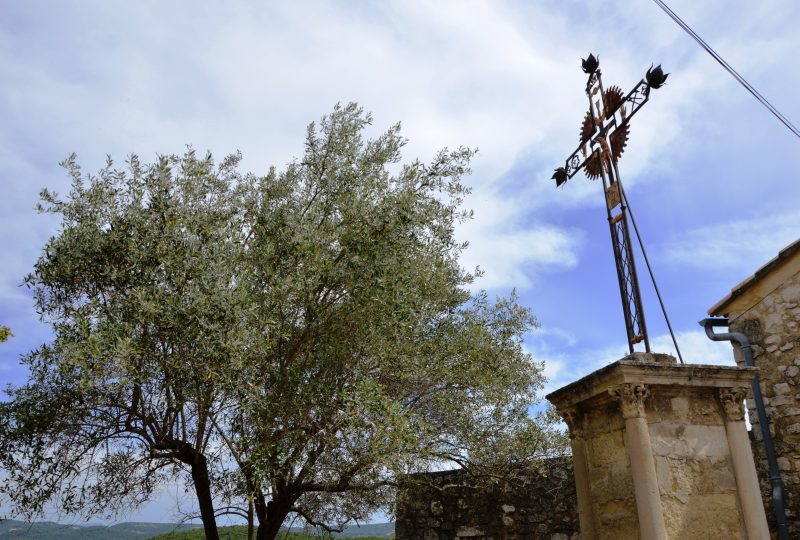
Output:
[
  {"xmin": 458, "ymin": 185, "xmax": 583, "ymax": 290},
  {"xmin": 650, "ymin": 329, "xmax": 736, "ymax": 366},
  {"xmin": 5, "ymin": 0, "xmax": 798, "ymax": 301},
  {"xmin": 588, "ymin": 329, "xmax": 737, "ymax": 369},
  {"xmin": 535, "ymin": 328, "xmax": 736, "ymax": 399},
  {"xmin": 661, "ymin": 211, "xmax": 800, "ymax": 270},
  {"xmin": 539, "ymin": 355, "xmax": 568, "ymax": 398},
  {"xmin": 521, "ymin": 339, "xmax": 570, "ymax": 398}
]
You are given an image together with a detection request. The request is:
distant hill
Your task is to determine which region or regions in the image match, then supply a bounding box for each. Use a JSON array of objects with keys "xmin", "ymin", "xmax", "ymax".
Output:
[
  {"xmin": 152, "ymin": 523, "xmax": 394, "ymax": 539},
  {"xmin": 0, "ymin": 520, "xmax": 393, "ymax": 539},
  {"xmin": 0, "ymin": 519, "xmax": 200, "ymax": 539},
  {"xmin": 152, "ymin": 526, "xmax": 392, "ymax": 539}
]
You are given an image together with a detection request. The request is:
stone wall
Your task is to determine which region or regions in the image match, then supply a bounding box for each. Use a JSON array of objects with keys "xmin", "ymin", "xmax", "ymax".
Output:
[
  {"xmin": 728, "ymin": 268, "xmax": 800, "ymax": 538},
  {"xmin": 395, "ymin": 460, "xmax": 579, "ymax": 540}
]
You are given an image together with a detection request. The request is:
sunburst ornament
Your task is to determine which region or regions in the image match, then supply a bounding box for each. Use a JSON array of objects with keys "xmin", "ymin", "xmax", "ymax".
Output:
[{"xmin": 580, "ymin": 85, "xmax": 629, "ymax": 179}]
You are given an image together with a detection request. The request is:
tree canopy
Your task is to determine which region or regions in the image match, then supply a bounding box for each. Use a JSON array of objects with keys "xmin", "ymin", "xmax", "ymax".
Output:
[{"xmin": 0, "ymin": 104, "xmax": 565, "ymax": 540}]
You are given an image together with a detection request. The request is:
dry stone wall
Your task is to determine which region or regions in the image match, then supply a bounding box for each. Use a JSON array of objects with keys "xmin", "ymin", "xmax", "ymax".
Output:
[
  {"xmin": 729, "ymin": 268, "xmax": 800, "ymax": 538},
  {"xmin": 395, "ymin": 460, "xmax": 578, "ymax": 540}
]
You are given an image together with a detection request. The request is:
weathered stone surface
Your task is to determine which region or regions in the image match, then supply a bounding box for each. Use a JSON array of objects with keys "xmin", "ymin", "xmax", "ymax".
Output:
[
  {"xmin": 547, "ymin": 357, "xmax": 760, "ymax": 540},
  {"xmin": 595, "ymin": 499, "xmax": 638, "ymax": 540},
  {"xmin": 774, "ymin": 382, "xmax": 791, "ymax": 395},
  {"xmin": 395, "ymin": 460, "xmax": 578, "ymax": 540},
  {"xmin": 663, "ymin": 493, "xmax": 744, "ymax": 540},
  {"xmin": 721, "ymin": 242, "xmax": 800, "ymax": 538},
  {"xmin": 650, "ymin": 423, "xmax": 729, "ymax": 458}
]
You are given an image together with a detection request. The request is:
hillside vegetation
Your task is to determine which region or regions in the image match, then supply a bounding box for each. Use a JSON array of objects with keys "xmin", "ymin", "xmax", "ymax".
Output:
[
  {"xmin": 0, "ymin": 520, "xmax": 392, "ymax": 539},
  {"xmin": 0, "ymin": 520, "xmax": 199, "ymax": 539},
  {"xmin": 151, "ymin": 527, "xmax": 390, "ymax": 540}
]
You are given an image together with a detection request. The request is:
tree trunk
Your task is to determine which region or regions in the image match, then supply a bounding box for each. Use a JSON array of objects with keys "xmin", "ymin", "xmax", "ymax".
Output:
[
  {"xmin": 247, "ymin": 498, "xmax": 254, "ymax": 540},
  {"xmin": 190, "ymin": 453, "xmax": 220, "ymax": 540},
  {"xmin": 255, "ymin": 496, "xmax": 292, "ymax": 540}
]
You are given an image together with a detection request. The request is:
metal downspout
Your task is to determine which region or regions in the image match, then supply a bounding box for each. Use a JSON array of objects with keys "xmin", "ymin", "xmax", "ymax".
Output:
[{"xmin": 700, "ymin": 317, "xmax": 789, "ymax": 540}]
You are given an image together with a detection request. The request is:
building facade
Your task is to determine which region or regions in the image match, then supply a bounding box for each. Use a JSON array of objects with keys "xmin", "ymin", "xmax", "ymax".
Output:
[{"xmin": 709, "ymin": 238, "xmax": 800, "ymax": 538}]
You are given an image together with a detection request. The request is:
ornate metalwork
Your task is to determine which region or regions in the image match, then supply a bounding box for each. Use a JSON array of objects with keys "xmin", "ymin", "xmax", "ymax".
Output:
[{"xmin": 553, "ymin": 55, "xmax": 668, "ymax": 354}]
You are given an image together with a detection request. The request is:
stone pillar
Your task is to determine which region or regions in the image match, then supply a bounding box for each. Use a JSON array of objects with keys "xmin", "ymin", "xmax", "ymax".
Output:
[
  {"xmin": 547, "ymin": 352, "xmax": 769, "ymax": 539},
  {"xmin": 611, "ymin": 384, "xmax": 666, "ymax": 540},
  {"xmin": 562, "ymin": 407, "xmax": 598, "ymax": 540},
  {"xmin": 718, "ymin": 388, "xmax": 771, "ymax": 540}
]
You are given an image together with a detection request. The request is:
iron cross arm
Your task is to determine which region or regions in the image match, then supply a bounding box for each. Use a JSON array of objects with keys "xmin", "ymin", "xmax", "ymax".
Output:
[{"xmin": 558, "ymin": 78, "xmax": 652, "ymax": 182}]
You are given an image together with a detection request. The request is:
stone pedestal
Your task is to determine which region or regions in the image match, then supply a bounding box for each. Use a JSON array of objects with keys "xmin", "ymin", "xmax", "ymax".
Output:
[{"xmin": 546, "ymin": 353, "xmax": 770, "ymax": 540}]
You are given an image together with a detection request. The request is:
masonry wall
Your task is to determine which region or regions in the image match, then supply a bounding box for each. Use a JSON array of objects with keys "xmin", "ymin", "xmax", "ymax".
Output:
[
  {"xmin": 646, "ymin": 387, "xmax": 746, "ymax": 538},
  {"xmin": 729, "ymin": 268, "xmax": 800, "ymax": 537},
  {"xmin": 575, "ymin": 387, "xmax": 747, "ymax": 539},
  {"xmin": 395, "ymin": 460, "xmax": 579, "ymax": 540},
  {"xmin": 578, "ymin": 398, "xmax": 638, "ymax": 538}
]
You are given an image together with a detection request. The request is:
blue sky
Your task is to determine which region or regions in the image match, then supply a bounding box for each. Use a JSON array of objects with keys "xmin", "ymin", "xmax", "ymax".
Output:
[{"xmin": 2, "ymin": 0, "xmax": 800, "ymax": 524}]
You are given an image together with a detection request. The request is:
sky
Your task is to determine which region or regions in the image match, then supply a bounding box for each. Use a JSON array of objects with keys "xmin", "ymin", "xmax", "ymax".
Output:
[{"xmin": 2, "ymin": 0, "xmax": 799, "ymax": 525}]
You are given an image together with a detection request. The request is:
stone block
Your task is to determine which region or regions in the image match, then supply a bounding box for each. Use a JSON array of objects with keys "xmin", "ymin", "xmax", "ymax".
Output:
[
  {"xmin": 663, "ymin": 493, "xmax": 743, "ymax": 540},
  {"xmin": 765, "ymin": 313, "xmax": 784, "ymax": 333},
  {"xmin": 781, "ymin": 283, "xmax": 800, "ymax": 301},
  {"xmin": 456, "ymin": 526, "xmax": 484, "ymax": 537},
  {"xmin": 595, "ymin": 500, "xmax": 638, "ymax": 540},
  {"xmin": 772, "ymin": 383, "xmax": 792, "ymax": 395},
  {"xmin": 588, "ymin": 430, "xmax": 626, "ymax": 466},
  {"xmin": 670, "ymin": 396, "xmax": 689, "ymax": 415},
  {"xmin": 650, "ymin": 423, "xmax": 729, "ymax": 458},
  {"xmin": 710, "ymin": 463, "xmax": 738, "ymax": 492},
  {"xmin": 783, "ymin": 473, "xmax": 800, "ymax": 485}
]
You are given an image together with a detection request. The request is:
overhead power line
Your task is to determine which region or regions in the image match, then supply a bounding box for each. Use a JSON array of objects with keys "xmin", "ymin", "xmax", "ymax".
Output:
[{"xmin": 652, "ymin": 0, "xmax": 800, "ymax": 140}]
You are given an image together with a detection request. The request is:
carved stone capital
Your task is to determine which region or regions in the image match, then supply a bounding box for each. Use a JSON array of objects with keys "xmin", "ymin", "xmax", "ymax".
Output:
[
  {"xmin": 718, "ymin": 387, "xmax": 748, "ymax": 422},
  {"xmin": 609, "ymin": 383, "xmax": 649, "ymax": 419},
  {"xmin": 560, "ymin": 406, "xmax": 584, "ymax": 439}
]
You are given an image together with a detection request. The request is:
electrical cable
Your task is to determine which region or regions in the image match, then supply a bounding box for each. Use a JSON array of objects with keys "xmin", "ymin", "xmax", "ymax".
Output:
[{"xmin": 651, "ymin": 0, "xmax": 800, "ymax": 140}]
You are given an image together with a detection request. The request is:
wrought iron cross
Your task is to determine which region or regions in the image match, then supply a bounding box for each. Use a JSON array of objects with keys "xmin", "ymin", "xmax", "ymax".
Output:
[{"xmin": 551, "ymin": 54, "xmax": 669, "ymax": 354}]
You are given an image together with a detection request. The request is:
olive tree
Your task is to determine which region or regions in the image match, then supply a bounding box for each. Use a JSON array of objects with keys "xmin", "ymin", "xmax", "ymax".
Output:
[
  {"xmin": 0, "ymin": 150, "xmax": 251, "ymax": 539},
  {"xmin": 0, "ymin": 104, "xmax": 565, "ymax": 540}
]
